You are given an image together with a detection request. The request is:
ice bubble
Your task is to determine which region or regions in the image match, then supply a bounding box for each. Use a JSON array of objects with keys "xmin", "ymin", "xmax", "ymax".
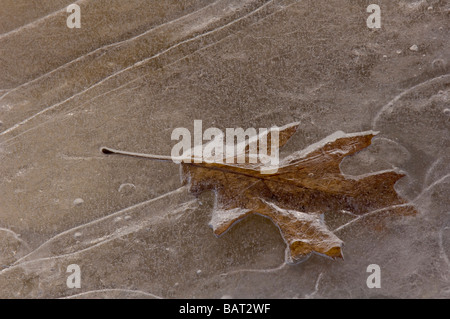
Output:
[
  {"xmin": 73, "ymin": 198, "xmax": 84, "ymax": 206},
  {"xmin": 118, "ymin": 183, "xmax": 136, "ymax": 195},
  {"xmin": 409, "ymin": 44, "xmax": 419, "ymax": 52}
]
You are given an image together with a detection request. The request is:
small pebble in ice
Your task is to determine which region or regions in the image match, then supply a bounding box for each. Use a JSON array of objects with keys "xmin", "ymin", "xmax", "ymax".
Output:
[
  {"xmin": 118, "ymin": 183, "xmax": 136, "ymax": 195},
  {"xmin": 383, "ymin": 55, "xmax": 388, "ymax": 58},
  {"xmin": 196, "ymin": 269, "xmax": 202, "ymax": 275},
  {"xmin": 443, "ymin": 108, "xmax": 450, "ymax": 116},
  {"xmin": 409, "ymin": 44, "xmax": 419, "ymax": 52},
  {"xmin": 427, "ymin": 6, "xmax": 433, "ymax": 10},
  {"xmin": 396, "ymin": 50, "xmax": 402, "ymax": 54},
  {"xmin": 73, "ymin": 198, "xmax": 84, "ymax": 206},
  {"xmin": 74, "ymin": 232, "xmax": 82, "ymax": 238}
]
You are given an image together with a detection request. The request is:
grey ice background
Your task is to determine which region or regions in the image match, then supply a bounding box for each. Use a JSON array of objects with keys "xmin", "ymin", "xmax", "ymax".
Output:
[{"xmin": 0, "ymin": 0, "xmax": 449, "ymax": 298}]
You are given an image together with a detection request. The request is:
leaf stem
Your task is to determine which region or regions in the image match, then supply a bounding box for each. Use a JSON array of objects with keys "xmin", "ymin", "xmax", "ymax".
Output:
[{"xmin": 101, "ymin": 146, "xmax": 193, "ymax": 162}]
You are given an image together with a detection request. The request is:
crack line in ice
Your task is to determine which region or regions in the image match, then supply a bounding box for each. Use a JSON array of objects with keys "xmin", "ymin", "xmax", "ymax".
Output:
[
  {"xmin": 334, "ymin": 172, "xmax": 450, "ymax": 233},
  {"xmin": 0, "ymin": 198, "xmax": 195, "ymax": 275},
  {"xmin": 0, "ymin": 75, "xmax": 147, "ymax": 147},
  {"xmin": 2, "ymin": 210, "xmax": 192, "ymax": 276},
  {"xmin": 2, "ymin": 231, "xmax": 169, "ymax": 275},
  {"xmin": 1, "ymin": 41, "xmax": 200, "ymax": 147},
  {"xmin": 372, "ymin": 73, "xmax": 450, "ymax": 128},
  {"xmin": 414, "ymin": 173, "xmax": 450, "ymax": 203},
  {"xmin": 0, "ymin": 237, "xmax": 120, "ymax": 275},
  {"xmin": 423, "ymin": 157, "xmax": 446, "ymax": 187},
  {"xmin": 219, "ymin": 262, "xmax": 287, "ymax": 276},
  {"xmin": 0, "ymin": 0, "xmax": 276, "ymax": 138},
  {"xmin": 0, "ymin": 227, "xmax": 31, "ymax": 251},
  {"xmin": 333, "ymin": 203, "xmax": 412, "ymax": 233},
  {"xmin": 0, "ymin": 38, "xmax": 204, "ymax": 146},
  {"xmin": 304, "ymin": 272, "xmax": 323, "ymax": 299},
  {"xmin": 0, "ymin": 1, "xmax": 293, "ymax": 148},
  {"xmin": 0, "ymin": 55, "xmax": 189, "ymax": 147},
  {"xmin": 0, "ymin": 0, "xmax": 85, "ymax": 40},
  {"xmin": 3, "ymin": 30, "xmax": 219, "ymax": 146},
  {"xmin": 9, "ymin": 186, "xmax": 188, "ymax": 267},
  {"xmin": 0, "ymin": 0, "xmax": 223, "ymax": 100},
  {"xmin": 59, "ymin": 288, "xmax": 164, "ymax": 299},
  {"xmin": 59, "ymin": 288, "xmax": 163, "ymax": 299}
]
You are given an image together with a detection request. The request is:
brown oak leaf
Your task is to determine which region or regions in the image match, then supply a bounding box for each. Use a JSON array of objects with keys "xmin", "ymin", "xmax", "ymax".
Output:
[{"xmin": 102, "ymin": 122, "xmax": 416, "ymax": 263}]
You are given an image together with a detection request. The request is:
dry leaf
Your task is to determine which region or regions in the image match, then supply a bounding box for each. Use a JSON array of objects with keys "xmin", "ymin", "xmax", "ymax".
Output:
[{"xmin": 102, "ymin": 122, "xmax": 416, "ymax": 263}]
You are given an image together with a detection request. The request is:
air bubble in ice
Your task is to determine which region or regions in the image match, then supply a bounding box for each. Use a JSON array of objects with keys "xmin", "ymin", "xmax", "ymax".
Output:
[
  {"xmin": 118, "ymin": 183, "xmax": 136, "ymax": 195},
  {"xmin": 73, "ymin": 198, "xmax": 84, "ymax": 206},
  {"xmin": 432, "ymin": 58, "xmax": 446, "ymax": 71}
]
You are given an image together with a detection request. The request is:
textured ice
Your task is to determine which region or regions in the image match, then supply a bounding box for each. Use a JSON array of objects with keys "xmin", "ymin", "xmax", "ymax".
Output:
[{"xmin": 0, "ymin": 0, "xmax": 449, "ymax": 298}]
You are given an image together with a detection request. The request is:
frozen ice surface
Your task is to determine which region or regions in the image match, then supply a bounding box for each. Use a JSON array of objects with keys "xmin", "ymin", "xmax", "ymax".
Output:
[{"xmin": 0, "ymin": 0, "xmax": 449, "ymax": 298}]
